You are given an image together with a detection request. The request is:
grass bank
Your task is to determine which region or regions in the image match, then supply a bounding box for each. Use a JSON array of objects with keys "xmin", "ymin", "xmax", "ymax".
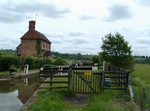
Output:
[
  {"xmin": 130, "ymin": 64, "xmax": 150, "ymax": 110},
  {"xmin": 26, "ymin": 64, "xmax": 150, "ymax": 111},
  {"xmin": 28, "ymin": 89, "xmax": 139, "ymax": 111}
]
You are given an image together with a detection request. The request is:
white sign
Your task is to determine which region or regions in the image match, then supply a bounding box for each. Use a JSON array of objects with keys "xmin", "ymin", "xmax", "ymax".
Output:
[{"xmin": 92, "ymin": 67, "xmax": 98, "ymax": 70}]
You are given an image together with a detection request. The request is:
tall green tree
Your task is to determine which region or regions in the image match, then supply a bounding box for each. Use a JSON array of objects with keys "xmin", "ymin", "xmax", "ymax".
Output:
[
  {"xmin": 99, "ymin": 32, "xmax": 134, "ymax": 71},
  {"xmin": 91, "ymin": 55, "xmax": 101, "ymax": 66}
]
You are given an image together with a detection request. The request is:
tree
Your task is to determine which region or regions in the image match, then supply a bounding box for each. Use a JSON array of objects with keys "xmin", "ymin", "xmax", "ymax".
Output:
[
  {"xmin": 91, "ymin": 55, "xmax": 101, "ymax": 66},
  {"xmin": 53, "ymin": 57, "xmax": 67, "ymax": 65},
  {"xmin": 99, "ymin": 32, "xmax": 134, "ymax": 71}
]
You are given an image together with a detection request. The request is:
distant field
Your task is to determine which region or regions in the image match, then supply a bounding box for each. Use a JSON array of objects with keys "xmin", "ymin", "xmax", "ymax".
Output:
[
  {"xmin": 130, "ymin": 64, "xmax": 150, "ymax": 110},
  {"xmin": 131, "ymin": 64, "xmax": 150, "ymax": 87}
]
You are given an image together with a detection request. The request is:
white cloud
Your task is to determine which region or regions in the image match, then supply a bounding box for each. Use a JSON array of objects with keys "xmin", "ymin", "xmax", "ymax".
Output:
[
  {"xmin": 79, "ymin": 15, "xmax": 96, "ymax": 21},
  {"xmin": 0, "ymin": 0, "xmax": 150, "ymax": 56},
  {"xmin": 104, "ymin": 3, "xmax": 133, "ymax": 22},
  {"xmin": 0, "ymin": 1, "xmax": 70, "ymax": 23},
  {"xmin": 135, "ymin": 37, "xmax": 150, "ymax": 45}
]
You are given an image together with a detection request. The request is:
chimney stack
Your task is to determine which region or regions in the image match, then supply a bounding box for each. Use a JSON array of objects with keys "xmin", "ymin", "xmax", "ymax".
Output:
[{"xmin": 29, "ymin": 20, "xmax": 35, "ymax": 31}]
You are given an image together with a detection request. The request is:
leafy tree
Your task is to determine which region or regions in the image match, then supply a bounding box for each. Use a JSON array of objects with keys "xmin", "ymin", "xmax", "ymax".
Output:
[
  {"xmin": 53, "ymin": 57, "xmax": 67, "ymax": 65},
  {"xmin": 99, "ymin": 32, "xmax": 134, "ymax": 71},
  {"xmin": 91, "ymin": 55, "xmax": 101, "ymax": 66}
]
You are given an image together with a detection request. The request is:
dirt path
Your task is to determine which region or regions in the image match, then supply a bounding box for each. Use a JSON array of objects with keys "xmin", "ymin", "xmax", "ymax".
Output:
[{"xmin": 64, "ymin": 94, "xmax": 88, "ymax": 106}]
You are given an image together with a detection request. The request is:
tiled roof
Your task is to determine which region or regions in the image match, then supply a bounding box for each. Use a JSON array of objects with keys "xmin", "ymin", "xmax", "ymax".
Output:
[{"xmin": 35, "ymin": 30, "xmax": 51, "ymax": 43}]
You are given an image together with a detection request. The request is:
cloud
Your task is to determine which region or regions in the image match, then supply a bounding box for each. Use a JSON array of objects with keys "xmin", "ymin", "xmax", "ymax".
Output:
[
  {"xmin": 135, "ymin": 37, "xmax": 150, "ymax": 45},
  {"xmin": 122, "ymin": 25, "xmax": 131, "ymax": 31},
  {"xmin": 46, "ymin": 32, "xmax": 64, "ymax": 38},
  {"xmin": 0, "ymin": 1, "xmax": 70, "ymax": 23},
  {"xmin": 139, "ymin": 27, "xmax": 150, "ymax": 36},
  {"xmin": 136, "ymin": 0, "xmax": 150, "ymax": 7},
  {"xmin": 61, "ymin": 45, "xmax": 98, "ymax": 54},
  {"xmin": 68, "ymin": 30, "xmax": 87, "ymax": 36},
  {"xmin": 0, "ymin": 37, "xmax": 8, "ymax": 42},
  {"xmin": 105, "ymin": 3, "xmax": 133, "ymax": 22},
  {"xmin": 79, "ymin": 15, "xmax": 96, "ymax": 21},
  {"xmin": 50, "ymin": 38, "xmax": 62, "ymax": 44},
  {"xmin": 65, "ymin": 37, "xmax": 90, "ymax": 44}
]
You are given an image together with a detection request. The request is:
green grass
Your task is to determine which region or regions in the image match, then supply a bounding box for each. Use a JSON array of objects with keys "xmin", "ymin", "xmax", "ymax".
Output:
[
  {"xmin": 28, "ymin": 64, "xmax": 150, "ymax": 111},
  {"xmin": 28, "ymin": 89, "xmax": 139, "ymax": 111},
  {"xmin": 0, "ymin": 71, "xmax": 9, "ymax": 76},
  {"xmin": 130, "ymin": 64, "xmax": 150, "ymax": 110}
]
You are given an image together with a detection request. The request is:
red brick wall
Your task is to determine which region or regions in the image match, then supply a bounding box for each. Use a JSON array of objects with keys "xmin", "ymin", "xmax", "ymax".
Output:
[
  {"xmin": 17, "ymin": 39, "xmax": 51, "ymax": 59},
  {"xmin": 17, "ymin": 39, "xmax": 37, "ymax": 59}
]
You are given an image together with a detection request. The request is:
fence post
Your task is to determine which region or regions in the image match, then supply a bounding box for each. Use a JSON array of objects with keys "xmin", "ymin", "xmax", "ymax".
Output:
[
  {"xmin": 50, "ymin": 69, "xmax": 52, "ymax": 90},
  {"xmin": 100, "ymin": 61, "xmax": 105, "ymax": 92},
  {"xmin": 68, "ymin": 68, "xmax": 73, "ymax": 91},
  {"xmin": 128, "ymin": 76, "xmax": 134, "ymax": 101},
  {"xmin": 103, "ymin": 61, "xmax": 105, "ymax": 71},
  {"xmin": 140, "ymin": 88, "xmax": 146, "ymax": 111}
]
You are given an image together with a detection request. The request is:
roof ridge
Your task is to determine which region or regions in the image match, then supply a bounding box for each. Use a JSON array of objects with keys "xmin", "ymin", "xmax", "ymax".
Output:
[{"xmin": 35, "ymin": 30, "xmax": 51, "ymax": 43}]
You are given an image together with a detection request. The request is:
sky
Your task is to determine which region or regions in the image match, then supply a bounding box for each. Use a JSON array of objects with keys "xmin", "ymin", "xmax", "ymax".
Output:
[{"xmin": 0, "ymin": 0, "xmax": 150, "ymax": 56}]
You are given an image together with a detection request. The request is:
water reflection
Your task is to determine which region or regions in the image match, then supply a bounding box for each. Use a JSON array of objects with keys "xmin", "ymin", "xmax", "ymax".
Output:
[
  {"xmin": 0, "ymin": 76, "xmax": 40, "ymax": 111},
  {"xmin": 0, "ymin": 90, "xmax": 22, "ymax": 111}
]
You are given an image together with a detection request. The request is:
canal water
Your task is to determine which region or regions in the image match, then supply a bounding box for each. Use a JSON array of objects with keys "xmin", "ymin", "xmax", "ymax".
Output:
[{"xmin": 0, "ymin": 76, "xmax": 40, "ymax": 111}]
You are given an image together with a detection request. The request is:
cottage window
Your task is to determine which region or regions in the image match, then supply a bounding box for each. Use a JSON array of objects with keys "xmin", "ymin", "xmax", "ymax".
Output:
[
  {"xmin": 47, "ymin": 45, "xmax": 49, "ymax": 50},
  {"xmin": 45, "ymin": 43, "xmax": 47, "ymax": 49},
  {"xmin": 42, "ymin": 42, "xmax": 45, "ymax": 49}
]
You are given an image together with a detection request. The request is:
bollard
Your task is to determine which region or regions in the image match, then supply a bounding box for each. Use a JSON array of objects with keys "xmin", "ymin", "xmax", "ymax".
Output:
[{"xmin": 24, "ymin": 64, "xmax": 29, "ymax": 73}]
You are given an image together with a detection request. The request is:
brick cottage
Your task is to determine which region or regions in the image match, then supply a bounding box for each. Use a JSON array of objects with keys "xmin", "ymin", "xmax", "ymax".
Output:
[{"xmin": 17, "ymin": 20, "xmax": 51, "ymax": 63}]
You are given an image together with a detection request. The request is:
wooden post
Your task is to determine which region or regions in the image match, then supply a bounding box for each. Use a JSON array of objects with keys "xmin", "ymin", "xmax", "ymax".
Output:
[
  {"xmin": 68, "ymin": 68, "xmax": 73, "ymax": 91},
  {"xmin": 50, "ymin": 69, "xmax": 52, "ymax": 90},
  {"xmin": 128, "ymin": 76, "xmax": 134, "ymax": 101},
  {"xmin": 140, "ymin": 88, "xmax": 146, "ymax": 111},
  {"xmin": 100, "ymin": 61, "xmax": 105, "ymax": 92},
  {"xmin": 103, "ymin": 61, "xmax": 105, "ymax": 71},
  {"xmin": 126, "ymin": 72, "xmax": 129, "ymax": 92}
]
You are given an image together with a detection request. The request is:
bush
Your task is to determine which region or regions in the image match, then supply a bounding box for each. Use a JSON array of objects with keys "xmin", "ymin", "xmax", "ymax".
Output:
[
  {"xmin": 25, "ymin": 56, "xmax": 36, "ymax": 69},
  {"xmin": 25, "ymin": 56, "xmax": 53, "ymax": 69},
  {"xmin": 0, "ymin": 55, "xmax": 19, "ymax": 71},
  {"xmin": 53, "ymin": 57, "xmax": 66, "ymax": 65}
]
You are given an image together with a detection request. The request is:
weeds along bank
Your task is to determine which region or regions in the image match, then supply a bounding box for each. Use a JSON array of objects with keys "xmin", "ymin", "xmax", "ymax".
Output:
[
  {"xmin": 131, "ymin": 64, "xmax": 150, "ymax": 110},
  {"xmin": 27, "ymin": 89, "xmax": 140, "ymax": 111}
]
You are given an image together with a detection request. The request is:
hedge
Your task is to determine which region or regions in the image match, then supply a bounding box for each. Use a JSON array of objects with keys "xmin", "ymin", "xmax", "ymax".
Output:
[
  {"xmin": 25, "ymin": 56, "xmax": 53, "ymax": 69},
  {"xmin": 0, "ymin": 55, "xmax": 19, "ymax": 71}
]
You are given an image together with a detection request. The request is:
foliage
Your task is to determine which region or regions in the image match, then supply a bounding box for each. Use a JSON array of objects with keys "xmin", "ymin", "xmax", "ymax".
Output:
[
  {"xmin": 35, "ymin": 58, "xmax": 53, "ymax": 68},
  {"xmin": 9, "ymin": 65, "xmax": 17, "ymax": 71},
  {"xmin": 51, "ymin": 51, "xmax": 93, "ymax": 60},
  {"xmin": 0, "ymin": 49, "xmax": 16, "ymax": 55},
  {"xmin": 134, "ymin": 57, "xmax": 150, "ymax": 64},
  {"xmin": 99, "ymin": 32, "xmax": 134, "ymax": 71},
  {"xmin": 0, "ymin": 55, "xmax": 19, "ymax": 71},
  {"xmin": 91, "ymin": 55, "xmax": 102, "ymax": 66},
  {"xmin": 53, "ymin": 57, "xmax": 67, "ymax": 65},
  {"xmin": 25, "ymin": 56, "xmax": 53, "ymax": 69},
  {"xmin": 25, "ymin": 56, "xmax": 36, "ymax": 69},
  {"xmin": 131, "ymin": 64, "xmax": 150, "ymax": 110},
  {"xmin": 28, "ymin": 90, "xmax": 67, "ymax": 111}
]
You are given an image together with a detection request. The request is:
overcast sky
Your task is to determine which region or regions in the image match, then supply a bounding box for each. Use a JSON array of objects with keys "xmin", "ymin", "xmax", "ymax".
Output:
[{"xmin": 0, "ymin": 0, "xmax": 150, "ymax": 56}]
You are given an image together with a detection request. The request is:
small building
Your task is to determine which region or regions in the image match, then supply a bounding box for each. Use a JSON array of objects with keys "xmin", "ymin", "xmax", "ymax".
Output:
[{"xmin": 17, "ymin": 20, "xmax": 51, "ymax": 63}]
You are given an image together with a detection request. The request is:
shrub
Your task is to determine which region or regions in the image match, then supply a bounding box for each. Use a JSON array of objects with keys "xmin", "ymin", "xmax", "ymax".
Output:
[
  {"xmin": 25, "ymin": 56, "xmax": 53, "ymax": 69},
  {"xmin": 53, "ymin": 57, "xmax": 66, "ymax": 65},
  {"xmin": 0, "ymin": 55, "xmax": 19, "ymax": 71}
]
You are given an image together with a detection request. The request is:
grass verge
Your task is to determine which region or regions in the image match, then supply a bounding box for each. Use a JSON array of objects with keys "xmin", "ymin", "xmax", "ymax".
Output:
[{"xmin": 27, "ymin": 89, "xmax": 140, "ymax": 111}]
